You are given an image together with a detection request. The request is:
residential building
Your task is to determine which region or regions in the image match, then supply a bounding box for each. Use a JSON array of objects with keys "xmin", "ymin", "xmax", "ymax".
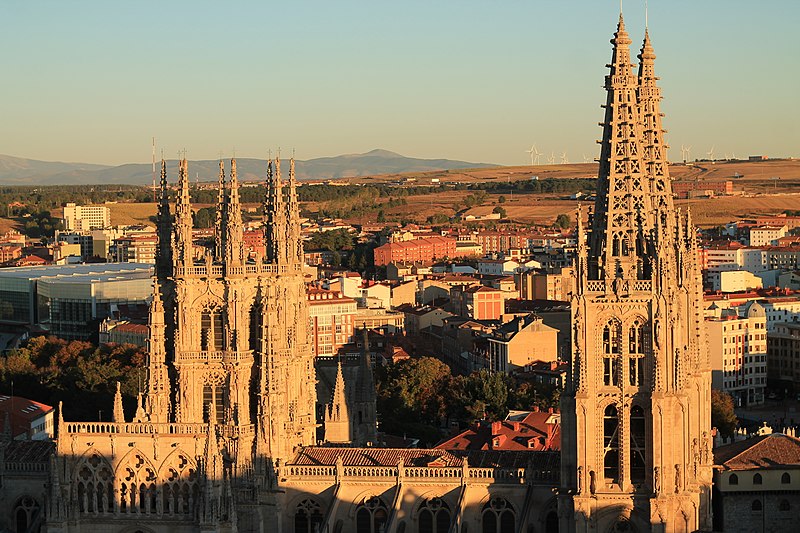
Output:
[
  {"xmin": 451, "ymin": 284, "xmax": 504, "ymax": 320},
  {"xmin": 0, "ymin": 395, "xmax": 54, "ymax": 441},
  {"xmin": 437, "ymin": 409, "xmax": 561, "ymax": 451},
  {"xmin": 486, "ymin": 313, "xmax": 558, "ymax": 372},
  {"xmin": 706, "ymin": 303, "xmax": 768, "ymax": 406},
  {"xmin": 767, "ymin": 321, "xmax": 800, "ymax": 389},
  {"xmin": 62, "ymin": 203, "xmax": 111, "ymax": 231},
  {"xmin": 307, "ymin": 288, "xmax": 357, "ymax": 358},
  {"xmin": 518, "ymin": 266, "xmax": 574, "ymax": 301},
  {"xmin": 749, "ymin": 224, "xmax": 788, "ymax": 247},
  {"xmin": 671, "ymin": 179, "xmax": 733, "ymax": 198},
  {"xmin": 372, "ymin": 236, "xmax": 456, "ymax": 266},
  {"xmin": 396, "ymin": 304, "xmax": 454, "ymax": 335},
  {"xmin": 98, "ymin": 319, "xmax": 148, "ymax": 346}
]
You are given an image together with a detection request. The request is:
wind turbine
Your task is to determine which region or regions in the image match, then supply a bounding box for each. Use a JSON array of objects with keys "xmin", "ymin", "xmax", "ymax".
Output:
[
  {"xmin": 560, "ymin": 152, "xmax": 569, "ymax": 165},
  {"xmin": 582, "ymin": 154, "xmax": 590, "ymax": 163},
  {"xmin": 685, "ymin": 145, "xmax": 692, "ymax": 162},
  {"xmin": 525, "ymin": 145, "xmax": 536, "ymax": 166},
  {"xmin": 680, "ymin": 144, "xmax": 689, "ymax": 163},
  {"xmin": 533, "ymin": 146, "xmax": 542, "ymax": 165},
  {"xmin": 731, "ymin": 152, "xmax": 737, "ymax": 161},
  {"xmin": 707, "ymin": 146, "xmax": 715, "ymax": 162}
]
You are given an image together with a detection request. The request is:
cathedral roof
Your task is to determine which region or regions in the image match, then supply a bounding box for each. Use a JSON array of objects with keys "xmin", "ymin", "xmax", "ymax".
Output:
[
  {"xmin": 2, "ymin": 439, "xmax": 54, "ymax": 463},
  {"xmin": 289, "ymin": 446, "xmax": 560, "ymax": 470},
  {"xmin": 714, "ymin": 433, "xmax": 800, "ymax": 470}
]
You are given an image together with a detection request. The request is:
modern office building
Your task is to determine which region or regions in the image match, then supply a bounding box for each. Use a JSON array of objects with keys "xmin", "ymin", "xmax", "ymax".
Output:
[{"xmin": 0, "ymin": 263, "xmax": 153, "ymax": 339}]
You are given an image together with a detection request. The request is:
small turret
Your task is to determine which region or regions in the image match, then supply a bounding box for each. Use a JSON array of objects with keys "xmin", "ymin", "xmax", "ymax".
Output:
[
  {"xmin": 324, "ymin": 359, "xmax": 351, "ymax": 444},
  {"xmin": 112, "ymin": 382, "xmax": 125, "ymax": 424}
]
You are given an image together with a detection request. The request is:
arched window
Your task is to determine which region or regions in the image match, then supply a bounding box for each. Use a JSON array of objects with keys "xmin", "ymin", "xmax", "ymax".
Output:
[
  {"xmin": 75, "ymin": 453, "xmax": 114, "ymax": 514},
  {"xmin": 481, "ymin": 497, "xmax": 515, "ymax": 533},
  {"xmin": 202, "ymin": 385, "xmax": 224, "ymax": 424},
  {"xmin": 603, "ymin": 404, "xmax": 620, "ymax": 482},
  {"xmin": 200, "ymin": 306, "xmax": 225, "ymax": 351},
  {"xmin": 602, "ymin": 321, "xmax": 621, "ymax": 386},
  {"xmin": 628, "ymin": 320, "xmax": 647, "ymax": 387},
  {"xmin": 779, "ymin": 500, "xmax": 790, "ymax": 512},
  {"xmin": 14, "ymin": 496, "xmax": 39, "ymax": 533},
  {"xmin": 116, "ymin": 452, "xmax": 157, "ymax": 515},
  {"xmin": 356, "ymin": 496, "xmax": 388, "ymax": 533},
  {"xmin": 781, "ymin": 472, "xmax": 791, "ymax": 484},
  {"xmin": 161, "ymin": 453, "xmax": 198, "ymax": 516},
  {"xmin": 751, "ymin": 500, "xmax": 762, "ymax": 512},
  {"xmin": 544, "ymin": 510, "xmax": 559, "ymax": 533},
  {"xmin": 753, "ymin": 473, "xmax": 762, "ymax": 485},
  {"xmin": 729, "ymin": 473, "xmax": 738, "ymax": 485},
  {"xmin": 419, "ymin": 497, "xmax": 451, "ymax": 533},
  {"xmin": 629, "ymin": 405, "xmax": 646, "ymax": 483},
  {"xmin": 294, "ymin": 499, "xmax": 323, "ymax": 533}
]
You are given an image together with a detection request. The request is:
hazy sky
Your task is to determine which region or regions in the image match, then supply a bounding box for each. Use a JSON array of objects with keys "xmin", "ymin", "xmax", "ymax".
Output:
[{"xmin": 2, "ymin": 1, "xmax": 797, "ymax": 166}]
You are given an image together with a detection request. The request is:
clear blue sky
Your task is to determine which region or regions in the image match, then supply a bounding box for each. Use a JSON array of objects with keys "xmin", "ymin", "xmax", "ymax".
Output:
[{"xmin": 2, "ymin": 1, "xmax": 797, "ymax": 166}]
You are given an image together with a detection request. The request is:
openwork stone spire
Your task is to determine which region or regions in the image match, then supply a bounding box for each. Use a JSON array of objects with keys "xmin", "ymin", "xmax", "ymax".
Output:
[
  {"xmin": 225, "ymin": 158, "xmax": 245, "ymax": 265},
  {"xmin": 286, "ymin": 157, "xmax": 303, "ymax": 267},
  {"xmin": 589, "ymin": 13, "xmax": 653, "ymax": 281},
  {"xmin": 112, "ymin": 382, "xmax": 125, "ymax": 423},
  {"xmin": 156, "ymin": 158, "xmax": 172, "ymax": 278},
  {"xmin": 215, "ymin": 159, "xmax": 226, "ymax": 259},
  {"xmin": 173, "ymin": 158, "xmax": 194, "ymax": 265},
  {"xmin": 264, "ymin": 157, "xmax": 287, "ymax": 264},
  {"xmin": 145, "ymin": 278, "xmax": 169, "ymax": 423},
  {"xmin": 638, "ymin": 29, "xmax": 673, "ymax": 214}
]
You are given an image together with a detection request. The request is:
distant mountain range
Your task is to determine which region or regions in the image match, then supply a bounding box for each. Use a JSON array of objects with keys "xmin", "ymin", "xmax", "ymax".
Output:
[{"xmin": 0, "ymin": 149, "xmax": 497, "ymax": 186}]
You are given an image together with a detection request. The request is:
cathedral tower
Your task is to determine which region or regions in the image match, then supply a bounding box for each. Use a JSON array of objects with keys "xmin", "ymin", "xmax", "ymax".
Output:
[{"xmin": 560, "ymin": 14, "xmax": 712, "ymax": 533}]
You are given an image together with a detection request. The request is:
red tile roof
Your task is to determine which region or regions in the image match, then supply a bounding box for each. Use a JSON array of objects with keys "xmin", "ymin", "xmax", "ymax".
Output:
[
  {"xmin": 436, "ymin": 409, "xmax": 561, "ymax": 452},
  {"xmin": 714, "ymin": 433, "xmax": 800, "ymax": 470}
]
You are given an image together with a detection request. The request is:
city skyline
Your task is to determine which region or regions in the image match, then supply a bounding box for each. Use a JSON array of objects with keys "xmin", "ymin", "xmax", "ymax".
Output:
[{"xmin": 2, "ymin": 0, "xmax": 798, "ymax": 167}]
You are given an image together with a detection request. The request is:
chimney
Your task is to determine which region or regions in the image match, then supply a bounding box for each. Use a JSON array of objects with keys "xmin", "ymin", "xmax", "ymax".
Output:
[{"xmin": 491, "ymin": 421, "xmax": 502, "ymax": 435}]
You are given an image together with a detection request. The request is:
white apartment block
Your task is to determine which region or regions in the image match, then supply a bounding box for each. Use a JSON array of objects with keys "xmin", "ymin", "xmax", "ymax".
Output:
[
  {"xmin": 749, "ymin": 225, "xmax": 788, "ymax": 247},
  {"xmin": 706, "ymin": 303, "xmax": 768, "ymax": 406},
  {"xmin": 62, "ymin": 203, "xmax": 111, "ymax": 231}
]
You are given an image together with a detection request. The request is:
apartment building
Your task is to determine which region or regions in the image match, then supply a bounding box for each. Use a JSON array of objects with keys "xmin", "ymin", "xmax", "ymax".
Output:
[{"xmin": 706, "ymin": 303, "xmax": 768, "ymax": 406}]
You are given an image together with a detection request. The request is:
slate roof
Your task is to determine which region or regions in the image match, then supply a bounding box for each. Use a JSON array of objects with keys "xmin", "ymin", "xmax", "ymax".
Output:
[
  {"xmin": 714, "ymin": 433, "xmax": 800, "ymax": 470},
  {"xmin": 3, "ymin": 440, "xmax": 55, "ymax": 463}
]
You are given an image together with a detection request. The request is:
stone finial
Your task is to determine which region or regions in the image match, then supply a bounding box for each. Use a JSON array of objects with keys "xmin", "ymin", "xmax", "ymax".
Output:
[{"xmin": 112, "ymin": 382, "xmax": 125, "ymax": 424}]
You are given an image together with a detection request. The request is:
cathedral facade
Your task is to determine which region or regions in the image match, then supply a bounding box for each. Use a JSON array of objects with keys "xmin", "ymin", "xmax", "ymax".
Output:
[{"xmin": 0, "ymin": 11, "xmax": 713, "ymax": 533}]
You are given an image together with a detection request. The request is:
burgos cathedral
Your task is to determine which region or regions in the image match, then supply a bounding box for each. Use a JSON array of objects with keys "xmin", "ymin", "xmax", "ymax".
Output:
[{"xmin": 0, "ymin": 12, "xmax": 710, "ymax": 533}]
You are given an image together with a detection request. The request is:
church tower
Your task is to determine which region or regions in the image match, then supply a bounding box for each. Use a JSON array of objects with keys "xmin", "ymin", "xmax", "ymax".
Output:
[
  {"xmin": 560, "ymin": 14, "xmax": 712, "ymax": 533},
  {"xmin": 146, "ymin": 155, "xmax": 316, "ymax": 466}
]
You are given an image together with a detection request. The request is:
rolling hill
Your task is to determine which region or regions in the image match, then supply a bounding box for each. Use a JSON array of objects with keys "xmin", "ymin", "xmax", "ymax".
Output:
[{"xmin": 0, "ymin": 149, "xmax": 497, "ymax": 186}]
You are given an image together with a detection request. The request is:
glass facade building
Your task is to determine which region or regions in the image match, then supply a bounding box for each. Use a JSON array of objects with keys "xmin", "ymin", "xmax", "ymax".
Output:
[{"xmin": 0, "ymin": 263, "xmax": 153, "ymax": 340}]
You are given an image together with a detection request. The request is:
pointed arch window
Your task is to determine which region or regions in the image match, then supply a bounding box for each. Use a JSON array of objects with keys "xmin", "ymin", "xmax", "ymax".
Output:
[
  {"xmin": 13, "ymin": 496, "xmax": 39, "ymax": 533},
  {"xmin": 203, "ymin": 385, "xmax": 224, "ymax": 424},
  {"xmin": 628, "ymin": 320, "xmax": 648, "ymax": 387},
  {"xmin": 75, "ymin": 453, "xmax": 113, "ymax": 514},
  {"xmin": 603, "ymin": 404, "xmax": 620, "ymax": 482},
  {"xmin": 356, "ymin": 496, "xmax": 388, "ymax": 533},
  {"xmin": 629, "ymin": 405, "xmax": 646, "ymax": 483},
  {"xmin": 294, "ymin": 499, "xmax": 323, "ymax": 533},
  {"xmin": 602, "ymin": 320, "xmax": 621, "ymax": 386},
  {"xmin": 482, "ymin": 497, "xmax": 515, "ymax": 533},
  {"xmin": 200, "ymin": 306, "xmax": 225, "ymax": 351},
  {"xmin": 419, "ymin": 497, "xmax": 451, "ymax": 533}
]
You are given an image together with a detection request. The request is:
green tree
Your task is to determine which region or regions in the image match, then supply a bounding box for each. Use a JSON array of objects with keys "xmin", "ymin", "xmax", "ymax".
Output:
[
  {"xmin": 711, "ymin": 389, "xmax": 738, "ymax": 437},
  {"xmin": 555, "ymin": 213, "xmax": 571, "ymax": 229},
  {"xmin": 492, "ymin": 206, "xmax": 507, "ymax": 218},
  {"xmin": 194, "ymin": 207, "xmax": 216, "ymax": 229},
  {"xmin": 498, "ymin": 195, "xmax": 506, "ymax": 204}
]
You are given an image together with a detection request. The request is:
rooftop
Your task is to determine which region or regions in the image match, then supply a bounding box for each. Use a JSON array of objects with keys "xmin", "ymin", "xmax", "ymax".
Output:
[{"xmin": 714, "ymin": 433, "xmax": 800, "ymax": 470}]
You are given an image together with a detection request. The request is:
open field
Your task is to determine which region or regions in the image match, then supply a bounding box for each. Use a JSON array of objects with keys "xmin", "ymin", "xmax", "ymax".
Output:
[{"xmin": 1, "ymin": 159, "xmax": 797, "ymax": 233}]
